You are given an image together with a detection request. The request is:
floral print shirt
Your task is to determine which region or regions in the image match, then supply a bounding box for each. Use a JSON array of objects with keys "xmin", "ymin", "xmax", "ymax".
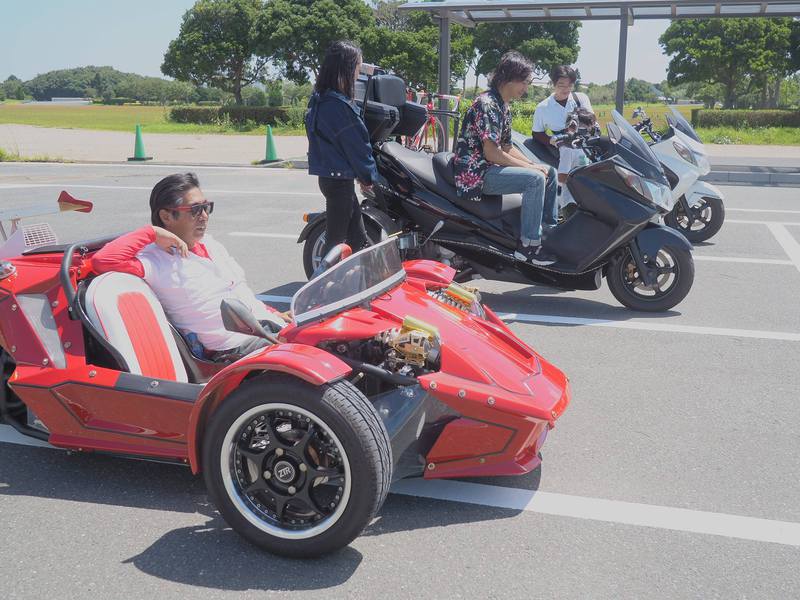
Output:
[{"xmin": 454, "ymin": 88, "xmax": 511, "ymax": 200}]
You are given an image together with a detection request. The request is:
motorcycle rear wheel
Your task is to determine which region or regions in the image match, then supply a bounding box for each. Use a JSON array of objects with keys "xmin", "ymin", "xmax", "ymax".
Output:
[{"xmin": 302, "ymin": 218, "xmax": 384, "ymax": 280}]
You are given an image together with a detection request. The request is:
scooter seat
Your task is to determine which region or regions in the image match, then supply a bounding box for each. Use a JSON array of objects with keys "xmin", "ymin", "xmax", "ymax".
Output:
[{"xmin": 380, "ymin": 142, "xmax": 521, "ymax": 221}]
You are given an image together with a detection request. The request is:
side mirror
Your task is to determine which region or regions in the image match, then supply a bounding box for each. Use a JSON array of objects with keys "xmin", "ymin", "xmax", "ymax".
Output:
[{"xmin": 220, "ymin": 298, "xmax": 273, "ymax": 341}]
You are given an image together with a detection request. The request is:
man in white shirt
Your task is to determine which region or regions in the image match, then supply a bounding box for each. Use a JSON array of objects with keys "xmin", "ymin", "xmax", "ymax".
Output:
[
  {"xmin": 532, "ymin": 65, "xmax": 593, "ymax": 213},
  {"xmin": 93, "ymin": 172, "xmax": 288, "ymax": 360}
]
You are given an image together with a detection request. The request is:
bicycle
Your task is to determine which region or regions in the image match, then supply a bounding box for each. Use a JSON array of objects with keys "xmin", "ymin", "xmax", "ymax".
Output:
[{"xmin": 404, "ymin": 90, "xmax": 462, "ymax": 153}]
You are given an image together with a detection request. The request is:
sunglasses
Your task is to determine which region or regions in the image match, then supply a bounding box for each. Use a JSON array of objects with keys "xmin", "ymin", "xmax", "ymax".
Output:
[{"xmin": 173, "ymin": 201, "xmax": 214, "ymax": 218}]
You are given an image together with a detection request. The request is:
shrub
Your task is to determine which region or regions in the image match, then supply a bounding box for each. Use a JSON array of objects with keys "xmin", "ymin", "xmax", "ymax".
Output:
[
  {"xmin": 168, "ymin": 106, "xmax": 289, "ymax": 126},
  {"xmin": 693, "ymin": 109, "xmax": 800, "ymax": 128}
]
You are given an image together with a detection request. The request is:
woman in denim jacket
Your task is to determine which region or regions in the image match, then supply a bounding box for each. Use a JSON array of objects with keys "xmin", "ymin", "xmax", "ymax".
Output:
[{"xmin": 305, "ymin": 40, "xmax": 378, "ymax": 257}]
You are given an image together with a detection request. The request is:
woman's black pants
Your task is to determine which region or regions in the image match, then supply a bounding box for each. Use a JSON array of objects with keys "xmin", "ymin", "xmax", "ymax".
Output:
[{"xmin": 318, "ymin": 177, "xmax": 368, "ymax": 255}]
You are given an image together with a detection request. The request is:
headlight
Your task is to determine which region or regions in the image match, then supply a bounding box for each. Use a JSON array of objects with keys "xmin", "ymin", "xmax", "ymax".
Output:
[
  {"xmin": 672, "ymin": 140, "xmax": 697, "ymax": 167},
  {"xmin": 615, "ymin": 165, "xmax": 673, "ymax": 211}
]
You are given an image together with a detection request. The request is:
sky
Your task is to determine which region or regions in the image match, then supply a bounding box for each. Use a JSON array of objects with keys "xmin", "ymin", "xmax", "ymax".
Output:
[{"xmin": 1, "ymin": 1, "xmax": 670, "ymax": 85}]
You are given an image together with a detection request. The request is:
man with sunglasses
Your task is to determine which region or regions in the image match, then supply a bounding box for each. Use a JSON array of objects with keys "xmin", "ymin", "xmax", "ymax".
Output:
[{"xmin": 92, "ymin": 172, "xmax": 287, "ymax": 360}]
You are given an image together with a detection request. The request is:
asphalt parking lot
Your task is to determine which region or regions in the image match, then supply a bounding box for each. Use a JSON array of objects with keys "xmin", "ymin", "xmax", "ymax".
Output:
[{"xmin": 1, "ymin": 162, "xmax": 799, "ymax": 599}]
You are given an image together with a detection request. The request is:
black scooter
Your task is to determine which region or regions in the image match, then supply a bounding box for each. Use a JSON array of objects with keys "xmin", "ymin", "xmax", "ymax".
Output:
[{"xmin": 299, "ymin": 73, "xmax": 694, "ymax": 312}]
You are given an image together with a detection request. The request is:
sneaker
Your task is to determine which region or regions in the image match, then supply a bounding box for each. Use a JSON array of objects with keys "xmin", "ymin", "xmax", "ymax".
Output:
[{"xmin": 514, "ymin": 244, "xmax": 557, "ymax": 266}]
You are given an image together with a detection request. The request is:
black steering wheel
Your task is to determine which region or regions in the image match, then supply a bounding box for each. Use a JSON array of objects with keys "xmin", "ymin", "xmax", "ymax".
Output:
[{"xmin": 312, "ymin": 243, "xmax": 353, "ymax": 279}]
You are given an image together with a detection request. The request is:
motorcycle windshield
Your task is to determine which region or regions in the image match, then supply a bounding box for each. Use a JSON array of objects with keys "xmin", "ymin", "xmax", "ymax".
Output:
[
  {"xmin": 667, "ymin": 107, "xmax": 702, "ymax": 143},
  {"xmin": 611, "ymin": 110, "xmax": 667, "ymax": 183},
  {"xmin": 291, "ymin": 238, "xmax": 406, "ymax": 326}
]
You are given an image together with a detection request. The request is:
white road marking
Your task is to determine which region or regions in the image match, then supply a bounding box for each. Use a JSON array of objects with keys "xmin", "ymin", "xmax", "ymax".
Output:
[
  {"xmin": 693, "ymin": 255, "xmax": 793, "ymax": 266},
  {"xmin": 727, "ymin": 219, "xmax": 800, "ymax": 226},
  {"xmin": 390, "ymin": 479, "xmax": 800, "ymax": 547},
  {"xmin": 2, "ymin": 424, "xmax": 796, "ymax": 547},
  {"xmin": 256, "ymin": 295, "xmax": 800, "ymax": 342},
  {"xmin": 727, "ymin": 208, "xmax": 800, "ymax": 214},
  {"xmin": 0, "ymin": 162, "xmax": 302, "ymax": 173},
  {"xmin": 229, "ymin": 232, "xmax": 299, "ymax": 239},
  {"xmin": 0, "ymin": 183, "xmax": 319, "ymax": 196},
  {"xmin": 767, "ymin": 222, "xmax": 800, "ymax": 274}
]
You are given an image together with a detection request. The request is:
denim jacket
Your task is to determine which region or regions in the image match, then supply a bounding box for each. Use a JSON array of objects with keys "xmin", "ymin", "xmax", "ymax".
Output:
[{"xmin": 305, "ymin": 90, "xmax": 378, "ymax": 184}]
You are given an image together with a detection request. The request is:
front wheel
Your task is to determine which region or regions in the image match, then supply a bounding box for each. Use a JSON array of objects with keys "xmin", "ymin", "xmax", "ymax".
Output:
[
  {"xmin": 664, "ymin": 196, "xmax": 725, "ymax": 243},
  {"xmin": 302, "ymin": 218, "xmax": 385, "ymax": 280},
  {"xmin": 606, "ymin": 244, "xmax": 694, "ymax": 312},
  {"xmin": 203, "ymin": 374, "xmax": 392, "ymax": 558}
]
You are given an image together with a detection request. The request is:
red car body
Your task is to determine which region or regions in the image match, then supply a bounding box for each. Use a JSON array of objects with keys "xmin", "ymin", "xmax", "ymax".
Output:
[{"xmin": 0, "ymin": 239, "xmax": 570, "ymax": 481}]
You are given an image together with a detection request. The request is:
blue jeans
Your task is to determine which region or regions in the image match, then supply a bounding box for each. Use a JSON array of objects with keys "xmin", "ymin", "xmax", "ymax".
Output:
[{"xmin": 482, "ymin": 165, "xmax": 558, "ymax": 244}]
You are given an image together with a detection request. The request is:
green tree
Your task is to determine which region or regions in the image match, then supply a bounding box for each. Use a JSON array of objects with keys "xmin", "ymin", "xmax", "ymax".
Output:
[
  {"xmin": 624, "ymin": 78, "xmax": 659, "ymax": 103},
  {"xmin": 473, "ymin": 21, "xmax": 580, "ymax": 81},
  {"xmin": 255, "ymin": 0, "xmax": 374, "ymax": 83},
  {"xmin": 162, "ymin": 0, "xmax": 267, "ymax": 104},
  {"xmin": 660, "ymin": 18, "xmax": 795, "ymax": 109},
  {"xmin": 364, "ymin": 3, "xmax": 474, "ymax": 90}
]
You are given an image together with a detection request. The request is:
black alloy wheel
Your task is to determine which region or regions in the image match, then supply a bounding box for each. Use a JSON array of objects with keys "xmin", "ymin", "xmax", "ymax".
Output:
[
  {"xmin": 606, "ymin": 244, "xmax": 694, "ymax": 312},
  {"xmin": 203, "ymin": 374, "xmax": 391, "ymax": 558},
  {"xmin": 664, "ymin": 196, "xmax": 725, "ymax": 243}
]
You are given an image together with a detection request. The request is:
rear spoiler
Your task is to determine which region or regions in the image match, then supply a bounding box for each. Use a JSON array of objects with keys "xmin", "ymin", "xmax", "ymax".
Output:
[{"xmin": 0, "ymin": 191, "xmax": 93, "ymax": 241}]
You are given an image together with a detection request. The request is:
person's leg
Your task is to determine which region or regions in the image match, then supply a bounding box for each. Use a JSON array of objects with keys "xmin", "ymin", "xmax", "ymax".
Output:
[
  {"xmin": 483, "ymin": 165, "xmax": 545, "ymax": 245},
  {"xmin": 345, "ymin": 188, "xmax": 369, "ymax": 251},
  {"xmin": 542, "ymin": 166, "xmax": 559, "ymax": 229},
  {"xmin": 319, "ymin": 177, "xmax": 355, "ymax": 255}
]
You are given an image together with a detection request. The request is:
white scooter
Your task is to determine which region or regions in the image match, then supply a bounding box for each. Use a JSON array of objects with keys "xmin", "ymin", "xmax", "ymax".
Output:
[{"xmin": 633, "ymin": 107, "xmax": 725, "ymax": 243}]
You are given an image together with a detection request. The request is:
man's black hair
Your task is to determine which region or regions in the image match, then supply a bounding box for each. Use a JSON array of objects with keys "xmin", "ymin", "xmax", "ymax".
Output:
[
  {"xmin": 150, "ymin": 172, "xmax": 200, "ymax": 226},
  {"xmin": 550, "ymin": 65, "xmax": 578, "ymax": 85},
  {"xmin": 489, "ymin": 51, "xmax": 533, "ymax": 91},
  {"xmin": 315, "ymin": 40, "xmax": 362, "ymax": 98}
]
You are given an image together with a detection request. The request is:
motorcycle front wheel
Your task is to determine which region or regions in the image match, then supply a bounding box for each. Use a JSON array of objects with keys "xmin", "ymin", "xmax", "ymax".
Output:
[
  {"xmin": 664, "ymin": 196, "xmax": 725, "ymax": 243},
  {"xmin": 302, "ymin": 217, "xmax": 385, "ymax": 280},
  {"xmin": 606, "ymin": 244, "xmax": 694, "ymax": 312}
]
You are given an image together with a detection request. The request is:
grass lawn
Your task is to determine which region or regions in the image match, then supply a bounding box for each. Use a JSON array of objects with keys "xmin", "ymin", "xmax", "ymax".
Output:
[{"xmin": 0, "ymin": 103, "xmax": 303, "ymax": 135}]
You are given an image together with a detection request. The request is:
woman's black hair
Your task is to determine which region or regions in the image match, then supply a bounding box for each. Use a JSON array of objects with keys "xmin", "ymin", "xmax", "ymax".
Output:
[
  {"xmin": 489, "ymin": 51, "xmax": 533, "ymax": 91},
  {"xmin": 315, "ymin": 40, "xmax": 362, "ymax": 98},
  {"xmin": 550, "ymin": 65, "xmax": 578, "ymax": 85},
  {"xmin": 149, "ymin": 172, "xmax": 200, "ymax": 226}
]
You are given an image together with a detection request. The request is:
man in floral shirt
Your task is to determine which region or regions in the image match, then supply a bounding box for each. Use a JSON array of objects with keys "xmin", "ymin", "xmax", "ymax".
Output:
[{"xmin": 455, "ymin": 51, "xmax": 558, "ymax": 265}]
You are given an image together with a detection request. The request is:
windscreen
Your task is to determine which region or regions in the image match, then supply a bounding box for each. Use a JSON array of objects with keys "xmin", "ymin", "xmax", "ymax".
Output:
[
  {"xmin": 611, "ymin": 110, "xmax": 668, "ymax": 183},
  {"xmin": 667, "ymin": 107, "xmax": 702, "ymax": 143},
  {"xmin": 291, "ymin": 238, "xmax": 405, "ymax": 326}
]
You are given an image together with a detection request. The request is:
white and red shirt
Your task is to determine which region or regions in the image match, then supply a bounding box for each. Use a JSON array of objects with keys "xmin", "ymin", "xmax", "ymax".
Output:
[{"xmin": 92, "ymin": 226, "xmax": 284, "ymax": 351}]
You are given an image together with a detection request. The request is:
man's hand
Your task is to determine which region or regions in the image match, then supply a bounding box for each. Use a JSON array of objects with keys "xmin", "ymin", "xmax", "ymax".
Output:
[
  {"xmin": 528, "ymin": 163, "xmax": 551, "ymax": 176},
  {"xmin": 278, "ymin": 310, "xmax": 292, "ymax": 323},
  {"xmin": 359, "ymin": 181, "xmax": 373, "ymax": 195},
  {"xmin": 153, "ymin": 226, "xmax": 188, "ymax": 258},
  {"xmin": 549, "ymin": 135, "xmax": 559, "ymax": 147}
]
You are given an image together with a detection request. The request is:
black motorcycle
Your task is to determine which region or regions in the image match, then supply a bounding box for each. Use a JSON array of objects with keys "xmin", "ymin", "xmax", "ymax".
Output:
[{"xmin": 299, "ymin": 74, "xmax": 694, "ymax": 312}]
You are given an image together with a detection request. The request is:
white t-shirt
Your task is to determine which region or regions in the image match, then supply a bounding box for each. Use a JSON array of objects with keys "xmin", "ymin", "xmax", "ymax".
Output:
[
  {"xmin": 532, "ymin": 92, "xmax": 593, "ymax": 134},
  {"xmin": 137, "ymin": 235, "xmax": 283, "ymax": 351}
]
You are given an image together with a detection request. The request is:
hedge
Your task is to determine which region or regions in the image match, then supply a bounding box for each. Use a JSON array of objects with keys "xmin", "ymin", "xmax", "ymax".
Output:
[
  {"xmin": 168, "ymin": 105, "xmax": 289, "ymax": 125},
  {"xmin": 692, "ymin": 109, "xmax": 800, "ymax": 128}
]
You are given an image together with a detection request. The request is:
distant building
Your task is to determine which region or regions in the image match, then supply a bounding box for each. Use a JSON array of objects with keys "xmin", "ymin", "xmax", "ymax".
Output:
[{"xmin": 50, "ymin": 98, "xmax": 92, "ymax": 105}]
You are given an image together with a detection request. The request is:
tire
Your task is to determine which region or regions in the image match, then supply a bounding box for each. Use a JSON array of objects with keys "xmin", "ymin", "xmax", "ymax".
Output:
[
  {"xmin": 606, "ymin": 244, "xmax": 694, "ymax": 312},
  {"xmin": 202, "ymin": 373, "xmax": 392, "ymax": 558},
  {"xmin": 302, "ymin": 218, "xmax": 385, "ymax": 280},
  {"xmin": 664, "ymin": 196, "xmax": 725, "ymax": 243}
]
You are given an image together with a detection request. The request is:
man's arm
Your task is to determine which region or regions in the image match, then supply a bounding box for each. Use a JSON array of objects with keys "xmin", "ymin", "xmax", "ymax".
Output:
[
  {"xmin": 488, "ymin": 141, "xmax": 550, "ymax": 174},
  {"xmin": 92, "ymin": 226, "xmax": 188, "ymax": 276}
]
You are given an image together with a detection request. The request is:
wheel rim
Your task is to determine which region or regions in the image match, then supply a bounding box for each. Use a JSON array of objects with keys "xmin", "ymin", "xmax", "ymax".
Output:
[
  {"xmin": 311, "ymin": 228, "xmax": 383, "ymax": 273},
  {"xmin": 675, "ymin": 199, "xmax": 713, "ymax": 232},
  {"xmin": 220, "ymin": 403, "xmax": 352, "ymax": 540},
  {"xmin": 619, "ymin": 249, "xmax": 680, "ymax": 300}
]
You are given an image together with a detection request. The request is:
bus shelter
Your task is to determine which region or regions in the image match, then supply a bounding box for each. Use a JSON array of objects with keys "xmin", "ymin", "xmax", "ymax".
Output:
[{"xmin": 399, "ymin": 0, "xmax": 800, "ymax": 115}]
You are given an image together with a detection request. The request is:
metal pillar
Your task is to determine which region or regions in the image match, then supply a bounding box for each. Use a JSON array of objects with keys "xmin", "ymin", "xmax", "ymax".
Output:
[
  {"xmin": 615, "ymin": 8, "xmax": 630, "ymax": 114},
  {"xmin": 438, "ymin": 10, "xmax": 451, "ymax": 148}
]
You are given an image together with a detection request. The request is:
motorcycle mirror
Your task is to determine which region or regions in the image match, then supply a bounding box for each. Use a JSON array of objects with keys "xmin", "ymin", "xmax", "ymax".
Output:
[
  {"xmin": 420, "ymin": 220, "xmax": 445, "ymax": 248},
  {"xmin": 607, "ymin": 123, "xmax": 622, "ymax": 144},
  {"xmin": 360, "ymin": 63, "xmax": 378, "ymax": 76},
  {"xmin": 220, "ymin": 298, "xmax": 274, "ymax": 341}
]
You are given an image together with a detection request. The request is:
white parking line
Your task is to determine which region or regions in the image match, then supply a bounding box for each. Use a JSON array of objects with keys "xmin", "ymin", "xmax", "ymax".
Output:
[
  {"xmin": 0, "ymin": 183, "xmax": 319, "ymax": 196},
  {"xmin": 767, "ymin": 223, "xmax": 800, "ymax": 274},
  {"xmin": 727, "ymin": 208, "xmax": 800, "ymax": 214},
  {"xmin": 256, "ymin": 295, "xmax": 800, "ymax": 342},
  {"xmin": 0, "ymin": 162, "xmax": 302, "ymax": 173},
  {"xmin": 728, "ymin": 219, "xmax": 800, "ymax": 226},
  {"xmin": 390, "ymin": 479, "xmax": 800, "ymax": 547},
  {"xmin": 693, "ymin": 255, "xmax": 793, "ymax": 266},
  {"xmin": 2, "ymin": 424, "xmax": 796, "ymax": 548},
  {"xmin": 230, "ymin": 232, "xmax": 299, "ymax": 239}
]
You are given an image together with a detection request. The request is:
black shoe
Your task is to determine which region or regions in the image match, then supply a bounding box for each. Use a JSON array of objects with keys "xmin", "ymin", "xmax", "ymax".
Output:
[{"xmin": 514, "ymin": 245, "xmax": 557, "ymax": 266}]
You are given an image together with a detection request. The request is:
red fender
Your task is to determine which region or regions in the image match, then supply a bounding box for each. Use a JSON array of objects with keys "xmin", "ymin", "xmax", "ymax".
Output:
[
  {"xmin": 402, "ymin": 259, "xmax": 456, "ymax": 286},
  {"xmin": 186, "ymin": 343, "xmax": 351, "ymax": 473}
]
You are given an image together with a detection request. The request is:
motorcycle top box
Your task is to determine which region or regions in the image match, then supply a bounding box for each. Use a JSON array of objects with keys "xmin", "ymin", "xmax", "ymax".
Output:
[{"xmin": 0, "ymin": 228, "xmax": 570, "ymax": 558}]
